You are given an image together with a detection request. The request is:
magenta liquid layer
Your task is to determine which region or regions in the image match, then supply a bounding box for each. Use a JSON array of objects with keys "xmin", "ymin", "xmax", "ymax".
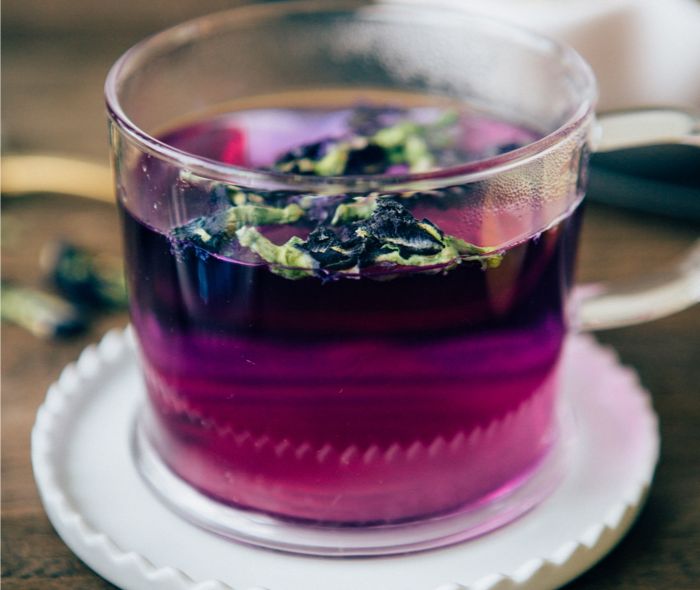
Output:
[{"xmin": 122, "ymin": 108, "xmax": 582, "ymax": 524}]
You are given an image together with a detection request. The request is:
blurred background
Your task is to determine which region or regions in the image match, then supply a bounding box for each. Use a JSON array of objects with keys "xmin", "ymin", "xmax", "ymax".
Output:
[
  {"xmin": 3, "ymin": 0, "xmax": 700, "ymax": 158},
  {"xmin": 2, "ymin": 1, "xmax": 699, "ymax": 589}
]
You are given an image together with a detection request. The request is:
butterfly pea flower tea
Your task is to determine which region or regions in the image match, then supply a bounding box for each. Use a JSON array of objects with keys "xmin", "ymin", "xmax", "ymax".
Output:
[{"xmin": 107, "ymin": 2, "xmax": 596, "ymax": 554}]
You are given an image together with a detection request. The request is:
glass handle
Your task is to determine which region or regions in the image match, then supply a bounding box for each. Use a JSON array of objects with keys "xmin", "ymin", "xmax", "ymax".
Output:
[
  {"xmin": 576, "ymin": 108, "xmax": 700, "ymax": 332},
  {"xmin": 593, "ymin": 108, "xmax": 700, "ymax": 152}
]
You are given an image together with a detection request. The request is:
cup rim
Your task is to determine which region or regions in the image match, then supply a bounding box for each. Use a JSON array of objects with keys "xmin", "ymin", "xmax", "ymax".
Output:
[{"xmin": 105, "ymin": 0, "xmax": 598, "ymax": 191}]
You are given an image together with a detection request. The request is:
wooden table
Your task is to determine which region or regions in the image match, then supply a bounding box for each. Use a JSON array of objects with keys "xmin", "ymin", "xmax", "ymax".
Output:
[{"xmin": 2, "ymin": 4, "xmax": 699, "ymax": 588}]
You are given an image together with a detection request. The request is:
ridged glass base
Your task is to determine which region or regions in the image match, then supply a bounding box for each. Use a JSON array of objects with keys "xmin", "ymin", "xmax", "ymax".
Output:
[{"xmin": 132, "ymin": 412, "xmax": 569, "ymax": 556}]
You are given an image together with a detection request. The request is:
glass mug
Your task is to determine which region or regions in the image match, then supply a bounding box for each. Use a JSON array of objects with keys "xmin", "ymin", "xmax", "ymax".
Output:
[{"xmin": 106, "ymin": 1, "xmax": 700, "ymax": 555}]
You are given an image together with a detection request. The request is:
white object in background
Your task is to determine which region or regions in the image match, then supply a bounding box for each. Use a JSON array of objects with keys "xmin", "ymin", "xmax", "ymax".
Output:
[
  {"xmin": 386, "ymin": 0, "xmax": 700, "ymax": 110},
  {"xmin": 32, "ymin": 328, "xmax": 658, "ymax": 590}
]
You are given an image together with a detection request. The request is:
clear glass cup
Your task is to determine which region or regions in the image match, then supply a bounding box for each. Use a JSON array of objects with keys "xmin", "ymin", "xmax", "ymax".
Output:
[{"xmin": 106, "ymin": 0, "xmax": 700, "ymax": 555}]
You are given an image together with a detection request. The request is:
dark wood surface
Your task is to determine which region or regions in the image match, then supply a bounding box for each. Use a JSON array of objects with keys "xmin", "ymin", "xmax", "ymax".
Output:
[{"xmin": 2, "ymin": 3, "xmax": 699, "ymax": 588}]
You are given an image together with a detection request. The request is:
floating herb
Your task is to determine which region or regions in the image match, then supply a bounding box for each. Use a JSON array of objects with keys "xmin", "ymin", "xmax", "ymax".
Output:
[
  {"xmin": 233, "ymin": 199, "xmax": 501, "ymax": 279},
  {"xmin": 331, "ymin": 194, "xmax": 379, "ymax": 225},
  {"xmin": 172, "ymin": 202, "xmax": 304, "ymax": 252},
  {"xmin": 356, "ymin": 200, "xmax": 444, "ymax": 255},
  {"xmin": 225, "ymin": 203, "xmax": 304, "ymax": 228},
  {"xmin": 170, "ymin": 107, "xmax": 504, "ymax": 277},
  {"xmin": 295, "ymin": 226, "xmax": 368, "ymax": 273},
  {"xmin": 235, "ymin": 227, "xmax": 315, "ymax": 280},
  {"xmin": 272, "ymin": 109, "xmax": 460, "ymax": 176},
  {"xmin": 273, "ymin": 140, "xmax": 329, "ymax": 175}
]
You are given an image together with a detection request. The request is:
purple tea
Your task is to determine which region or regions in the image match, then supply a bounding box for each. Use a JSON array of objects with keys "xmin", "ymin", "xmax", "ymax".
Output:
[{"xmin": 122, "ymin": 96, "xmax": 582, "ymax": 524}]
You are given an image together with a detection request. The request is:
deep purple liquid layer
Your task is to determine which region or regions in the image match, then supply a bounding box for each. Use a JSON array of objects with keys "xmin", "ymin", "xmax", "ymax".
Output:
[{"xmin": 123, "ymin": 107, "xmax": 582, "ymax": 524}]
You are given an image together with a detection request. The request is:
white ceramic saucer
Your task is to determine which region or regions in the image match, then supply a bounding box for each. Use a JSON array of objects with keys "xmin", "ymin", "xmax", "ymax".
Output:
[{"xmin": 32, "ymin": 328, "xmax": 658, "ymax": 590}]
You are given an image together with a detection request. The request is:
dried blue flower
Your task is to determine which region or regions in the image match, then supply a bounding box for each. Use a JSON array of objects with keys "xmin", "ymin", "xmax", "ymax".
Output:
[{"xmin": 40, "ymin": 242, "xmax": 127, "ymax": 310}]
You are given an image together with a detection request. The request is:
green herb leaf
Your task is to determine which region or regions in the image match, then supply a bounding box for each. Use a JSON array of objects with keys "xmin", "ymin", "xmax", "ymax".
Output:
[
  {"xmin": 232, "ymin": 198, "xmax": 503, "ymax": 279},
  {"xmin": 331, "ymin": 195, "xmax": 379, "ymax": 225},
  {"xmin": 235, "ymin": 226, "xmax": 315, "ymax": 279},
  {"xmin": 225, "ymin": 203, "xmax": 304, "ymax": 230},
  {"xmin": 272, "ymin": 109, "xmax": 458, "ymax": 176}
]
